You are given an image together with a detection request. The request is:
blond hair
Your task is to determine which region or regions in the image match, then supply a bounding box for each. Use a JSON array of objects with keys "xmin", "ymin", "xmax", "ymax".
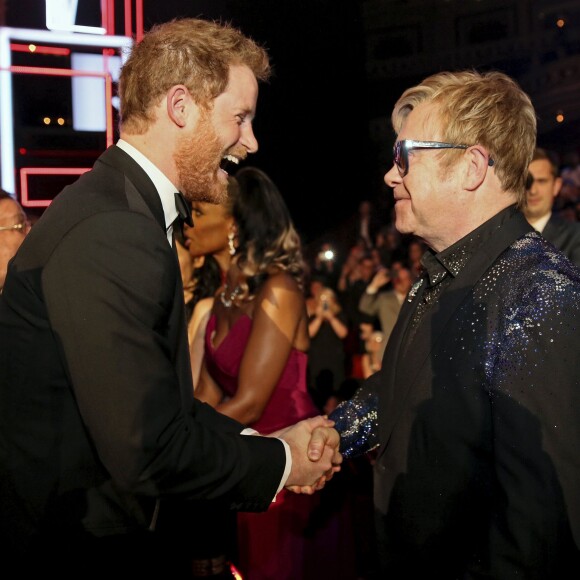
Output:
[
  {"xmin": 392, "ymin": 70, "xmax": 537, "ymax": 205},
  {"xmin": 119, "ymin": 18, "xmax": 271, "ymax": 134}
]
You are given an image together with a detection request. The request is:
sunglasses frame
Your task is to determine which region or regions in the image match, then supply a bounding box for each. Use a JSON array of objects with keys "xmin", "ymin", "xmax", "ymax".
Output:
[{"xmin": 393, "ymin": 140, "xmax": 494, "ymax": 177}]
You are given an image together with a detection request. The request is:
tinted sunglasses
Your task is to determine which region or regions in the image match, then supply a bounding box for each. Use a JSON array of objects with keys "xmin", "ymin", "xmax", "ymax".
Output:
[{"xmin": 393, "ymin": 140, "xmax": 494, "ymax": 177}]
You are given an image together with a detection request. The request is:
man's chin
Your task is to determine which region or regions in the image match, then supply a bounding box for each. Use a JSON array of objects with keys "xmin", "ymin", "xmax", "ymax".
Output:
[
  {"xmin": 394, "ymin": 213, "xmax": 413, "ymax": 235},
  {"xmin": 183, "ymin": 179, "xmax": 228, "ymax": 205},
  {"xmin": 211, "ymin": 180, "xmax": 229, "ymax": 204}
]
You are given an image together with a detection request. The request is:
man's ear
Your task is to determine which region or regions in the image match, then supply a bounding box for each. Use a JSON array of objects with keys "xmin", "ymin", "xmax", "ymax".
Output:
[
  {"xmin": 464, "ymin": 145, "xmax": 491, "ymax": 191},
  {"xmin": 166, "ymin": 85, "xmax": 192, "ymax": 128}
]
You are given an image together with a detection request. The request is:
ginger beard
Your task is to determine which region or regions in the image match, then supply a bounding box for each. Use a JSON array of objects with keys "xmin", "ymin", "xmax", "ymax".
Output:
[{"xmin": 174, "ymin": 112, "xmax": 229, "ymax": 205}]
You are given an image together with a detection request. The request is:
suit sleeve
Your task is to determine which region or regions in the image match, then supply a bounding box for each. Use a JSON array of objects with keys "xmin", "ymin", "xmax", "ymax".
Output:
[
  {"xmin": 42, "ymin": 211, "xmax": 285, "ymax": 510},
  {"xmin": 359, "ymin": 290, "xmax": 379, "ymax": 317},
  {"xmin": 329, "ymin": 370, "xmax": 381, "ymax": 458}
]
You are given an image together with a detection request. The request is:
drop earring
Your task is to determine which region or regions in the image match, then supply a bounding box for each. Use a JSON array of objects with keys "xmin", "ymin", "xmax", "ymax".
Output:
[{"xmin": 228, "ymin": 231, "xmax": 236, "ymax": 256}]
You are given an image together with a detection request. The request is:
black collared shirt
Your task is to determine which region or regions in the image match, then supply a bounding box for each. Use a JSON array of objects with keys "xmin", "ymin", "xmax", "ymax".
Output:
[{"xmin": 405, "ymin": 204, "xmax": 519, "ymax": 346}]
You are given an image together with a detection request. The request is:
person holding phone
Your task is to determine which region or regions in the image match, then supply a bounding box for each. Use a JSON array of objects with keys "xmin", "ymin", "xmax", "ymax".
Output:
[{"xmin": 306, "ymin": 280, "xmax": 349, "ymax": 410}]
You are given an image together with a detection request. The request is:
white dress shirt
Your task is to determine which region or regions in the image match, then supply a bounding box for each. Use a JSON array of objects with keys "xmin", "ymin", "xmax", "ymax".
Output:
[{"xmin": 116, "ymin": 139, "xmax": 179, "ymax": 245}]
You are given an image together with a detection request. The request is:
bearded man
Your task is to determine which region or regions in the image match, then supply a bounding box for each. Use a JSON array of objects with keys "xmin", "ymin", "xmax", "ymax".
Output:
[{"xmin": 0, "ymin": 19, "xmax": 340, "ymax": 576}]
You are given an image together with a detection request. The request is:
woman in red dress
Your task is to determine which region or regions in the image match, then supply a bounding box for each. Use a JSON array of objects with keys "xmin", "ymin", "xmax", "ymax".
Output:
[{"xmin": 196, "ymin": 167, "xmax": 356, "ymax": 580}]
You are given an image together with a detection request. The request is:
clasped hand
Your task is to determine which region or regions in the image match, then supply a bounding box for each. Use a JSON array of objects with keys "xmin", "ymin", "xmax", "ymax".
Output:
[{"xmin": 269, "ymin": 416, "xmax": 342, "ymax": 495}]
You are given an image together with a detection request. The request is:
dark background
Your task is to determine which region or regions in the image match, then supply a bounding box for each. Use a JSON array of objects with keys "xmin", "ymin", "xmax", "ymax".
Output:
[
  {"xmin": 5, "ymin": 0, "xmax": 580, "ymax": 253},
  {"xmin": 4, "ymin": 0, "xmax": 374, "ymax": 250}
]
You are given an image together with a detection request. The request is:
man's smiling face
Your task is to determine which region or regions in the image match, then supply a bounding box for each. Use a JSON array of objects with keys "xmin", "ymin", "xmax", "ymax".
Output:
[{"xmin": 176, "ymin": 65, "xmax": 259, "ymax": 204}]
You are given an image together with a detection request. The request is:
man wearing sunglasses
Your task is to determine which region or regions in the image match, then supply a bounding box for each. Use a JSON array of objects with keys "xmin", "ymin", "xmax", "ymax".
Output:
[
  {"xmin": 323, "ymin": 70, "xmax": 580, "ymax": 577},
  {"xmin": 0, "ymin": 189, "xmax": 30, "ymax": 293}
]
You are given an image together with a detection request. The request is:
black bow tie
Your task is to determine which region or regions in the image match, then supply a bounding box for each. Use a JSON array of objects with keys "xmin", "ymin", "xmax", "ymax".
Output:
[{"xmin": 174, "ymin": 191, "xmax": 193, "ymax": 227}]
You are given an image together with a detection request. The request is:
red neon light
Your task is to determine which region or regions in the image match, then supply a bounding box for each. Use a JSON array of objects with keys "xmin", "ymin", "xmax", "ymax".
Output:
[
  {"xmin": 5, "ymin": 64, "xmax": 116, "ymax": 160},
  {"xmin": 136, "ymin": 0, "xmax": 144, "ymax": 42},
  {"xmin": 10, "ymin": 43, "xmax": 71, "ymax": 56},
  {"xmin": 20, "ymin": 167, "xmax": 91, "ymax": 207},
  {"xmin": 125, "ymin": 0, "xmax": 133, "ymax": 38},
  {"xmin": 97, "ymin": 0, "xmax": 143, "ymax": 40},
  {"xmin": 105, "ymin": 71, "xmax": 114, "ymax": 146},
  {"xmin": 19, "ymin": 149, "xmax": 103, "ymax": 159},
  {"xmin": 21, "ymin": 167, "xmax": 90, "ymax": 175},
  {"xmin": 5, "ymin": 65, "xmax": 109, "ymax": 79},
  {"xmin": 107, "ymin": 0, "xmax": 115, "ymax": 36}
]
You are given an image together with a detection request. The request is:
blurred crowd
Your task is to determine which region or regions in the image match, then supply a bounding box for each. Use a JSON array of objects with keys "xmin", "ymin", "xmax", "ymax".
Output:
[{"xmin": 302, "ymin": 198, "xmax": 424, "ymax": 414}]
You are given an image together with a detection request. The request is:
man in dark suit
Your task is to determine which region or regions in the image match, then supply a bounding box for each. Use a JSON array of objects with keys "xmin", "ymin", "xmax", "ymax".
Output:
[
  {"xmin": 323, "ymin": 70, "xmax": 580, "ymax": 577},
  {"xmin": 0, "ymin": 18, "xmax": 339, "ymax": 576},
  {"xmin": 523, "ymin": 146, "xmax": 580, "ymax": 267}
]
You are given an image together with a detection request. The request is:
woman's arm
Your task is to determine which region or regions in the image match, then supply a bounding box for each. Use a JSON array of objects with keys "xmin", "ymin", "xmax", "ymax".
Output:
[
  {"xmin": 308, "ymin": 311, "xmax": 324, "ymax": 337},
  {"xmin": 188, "ymin": 297, "xmax": 214, "ymax": 389},
  {"xmin": 214, "ymin": 273, "xmax": 304, "ymax": 426}
]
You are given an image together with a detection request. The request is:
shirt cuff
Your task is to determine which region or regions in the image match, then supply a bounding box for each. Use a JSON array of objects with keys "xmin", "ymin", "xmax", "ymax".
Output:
[
  {"xmin": 241, "ymin": 428, "xmax": 291, "ymax": 502},
  {"xmin": 365, "ymin": 285, "xmax": 379, "ymax": 295},
  {"xmin": 275, "ymin": 439, "xmax": 292, "ymax": 499},
  {"xmin": 241, "ymin": 427, "xmax": 258, "ymax": 435}
]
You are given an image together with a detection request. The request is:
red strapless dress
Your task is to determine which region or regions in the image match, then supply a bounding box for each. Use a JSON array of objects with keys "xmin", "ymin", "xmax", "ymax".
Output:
[
  {"xmin": 204, "ymin": 314, "xmax": 356, "ymax": 580},
  {"xmin": 204, "ymin": 314, "xmax": 319, "ymax": 434}
]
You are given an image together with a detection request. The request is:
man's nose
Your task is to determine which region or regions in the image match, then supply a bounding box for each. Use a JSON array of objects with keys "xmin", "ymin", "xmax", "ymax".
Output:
[
  {"xmin": 241, "ymin": 124, "xmax": 258, "ymax": 154},
  {"xmin": 384, "ymin": 164, "xmax": 400, "ymax": 188}
]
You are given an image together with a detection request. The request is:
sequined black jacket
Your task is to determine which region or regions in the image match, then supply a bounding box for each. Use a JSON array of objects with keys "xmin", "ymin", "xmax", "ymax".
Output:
[{"xmin": 331, "ymin": 208, "xmax": 580, "ymax": 578}]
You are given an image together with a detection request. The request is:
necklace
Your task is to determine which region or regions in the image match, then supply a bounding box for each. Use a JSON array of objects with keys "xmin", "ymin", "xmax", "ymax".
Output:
[{"xmin": 220, "ymin": 283, "xmax": 242, "ymax": 308}]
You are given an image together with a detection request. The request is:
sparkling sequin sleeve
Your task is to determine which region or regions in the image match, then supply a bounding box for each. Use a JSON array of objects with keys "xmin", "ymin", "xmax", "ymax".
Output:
[{"xmin": 329, "ymin": 380, "xmax": 380, "ymax": 459}]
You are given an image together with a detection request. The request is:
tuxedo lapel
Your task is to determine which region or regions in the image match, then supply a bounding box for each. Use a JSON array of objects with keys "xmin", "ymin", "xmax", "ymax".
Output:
[
  {"xmin": 379, "ymin": 211, "xmax": 533, "ymax": 449},
  {"xmin": 97, "ymin": 145, "xmax": 166, "ymax": 232},
  {"xmin": 97, "ymin": 145, "xmax": 194, "ymax": 406}
]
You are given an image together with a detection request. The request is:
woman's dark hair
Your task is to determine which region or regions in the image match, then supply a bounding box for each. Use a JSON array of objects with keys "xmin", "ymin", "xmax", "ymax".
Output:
[{"xmin": 232, "ymin": 166, "xmax": 305, "ymax": 301}]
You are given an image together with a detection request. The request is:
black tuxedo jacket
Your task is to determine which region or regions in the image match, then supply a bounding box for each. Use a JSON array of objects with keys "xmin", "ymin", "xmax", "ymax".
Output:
[
  {"xmin": 334, "ymin": 210, "xmax": 580, "ymax": 578},
  {"xmin": 0, "ymin": 146, "xmax": 285, "ymax": 553},
  {"xmin": 542, "ymin": 212, "xmax": 580, "ymax": 267}
]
